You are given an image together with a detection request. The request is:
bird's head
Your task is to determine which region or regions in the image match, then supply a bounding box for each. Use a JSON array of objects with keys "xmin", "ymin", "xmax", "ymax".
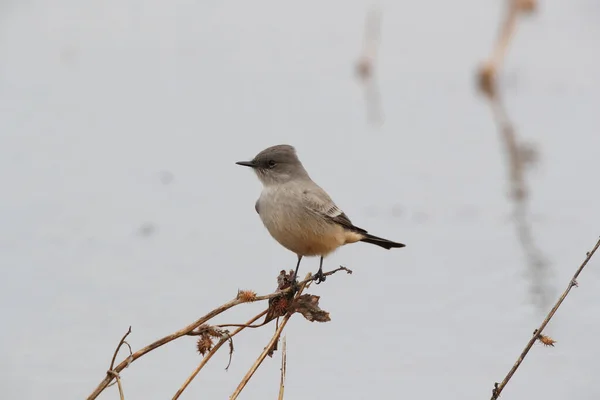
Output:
[{"xmin": 236, "ymin": 144, "xmax": 309, "ymax": 186}]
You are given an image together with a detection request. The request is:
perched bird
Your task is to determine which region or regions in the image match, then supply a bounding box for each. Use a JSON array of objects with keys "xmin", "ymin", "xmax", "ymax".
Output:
[{"xmin": 236, "ymin": 144, "xmax": 405, "ymax": 283}]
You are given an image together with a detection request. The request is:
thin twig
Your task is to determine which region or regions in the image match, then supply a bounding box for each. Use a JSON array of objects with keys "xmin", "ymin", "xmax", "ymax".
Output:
[
  {"xmin": 88, "ymin": 297, "xmax": 243, "ymax": 400},
  {"xmin": 115, "ymin": 376, "xmax": 125, "ymax": 400},
  {"xmin": 356, "ymin": 6, "xmax": 383, "ymax": 126},
  {"xmin": 278, "ymin": 336, "xmax": 287, "ymax": 400},
  {"xmin": 107, "ymin": 371, "xmax": 125, "ymax": 400},
  {"xmin": 513, "ymin": 200, "xmax": 552, "ymax": 308},
  {"xmin": 489, "ymin": 97, "xmax": 549, "ymax": 308},
  {"xmin": 88, "ymin": 266, "xmax": 351, "ymax": 400},
  {"xmin": 109, "ymin": 326, "xmax": 132, "ymax": 371},
  {"xmin": 478, "ymin": 0, "xmax": 536, "ymax": 99},
  {"xmin": 490, "ymin": 237, "xmax": 600, "ymax": 399},
  {"xmin": 229, "ymin": 273, "xmax": 314, "ymax": 400},
  {"xmin": 230, "ymin": 313, "xmax": 293, "ymax": 400},
  {"xmin": 105, "ymin": 327, "xmax": 132, "ymax": 393},
  {"xmin": 172, "ymin": 310, "xmax": 268, "ymax": 400},
  {"xmin": 479, "ymin": 0, "xmax": 550, "ymax": 309},
  {"xmin": 491, "ymin": 0, "xmax": 519, "ymax": 69},
  {"xmin": 215, "ymin": 322, "xmax": 270, "ymax": 329}
]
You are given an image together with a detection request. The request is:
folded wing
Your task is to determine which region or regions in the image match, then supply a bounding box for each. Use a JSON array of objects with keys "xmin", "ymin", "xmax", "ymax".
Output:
[{"xmin": 301, "ymin": 186, "xmax": 368, "ymax": 234}]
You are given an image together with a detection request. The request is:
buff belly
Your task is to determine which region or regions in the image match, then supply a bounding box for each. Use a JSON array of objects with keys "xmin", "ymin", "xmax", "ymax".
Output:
[{"xmin": 264, "ymin": 218, "xmax": 363, "ymax": 257}]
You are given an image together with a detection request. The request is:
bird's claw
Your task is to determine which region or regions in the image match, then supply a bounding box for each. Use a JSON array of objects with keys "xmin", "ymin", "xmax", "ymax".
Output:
[{"xmin": 314, "ymin": 270, "xmax": 326, "ymax": 284}]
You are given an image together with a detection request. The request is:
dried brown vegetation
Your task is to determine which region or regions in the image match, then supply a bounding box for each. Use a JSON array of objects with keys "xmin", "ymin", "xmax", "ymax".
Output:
[
  {"xmin": 477, "ymin": 0, "xmax": 552, "ymax": 309},
  {"xmin": 478, "ymin": 4, "xmax": 600, "ymax": 399},
  {"xmin": 83, "ymin": 3, "xmax": 598, "ymax": 400},
  {"xmin": 86, "ymin": 266, "xmax": 352, "ymax": 400},
  {"xmin": 278, "ymin": 336, "xmax": 287, "ymax": 400},
  {"xmin": 356, "ymin": 6, "xmax": 383, "ymax": 126},
  {"xmin": 490, "ymin": 237, "xmax": 600, "ymax": 399}
]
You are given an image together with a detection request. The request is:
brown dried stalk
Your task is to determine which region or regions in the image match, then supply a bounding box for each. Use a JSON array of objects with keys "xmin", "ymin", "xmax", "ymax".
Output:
[
  {"xmin": 478, "ymin": 0, "xmax": 550, "ymax": 308},
  {"xmin": 478, "ymin": 0, "xmax": 538, "ymax": 203},
  {"xmin": 107, "ymin": 370, "xmax": 125, "ymax": 400},
  {"xmin": 229, "ymin": 273, "xmax": 314, "ymax": 400},
  {"xmin": 230, "ymin": 313, "xmax": 293, "ymax": 400},
  {"xmin": 478, "ymin": 0, "xmax": 539, "ymax": 201},
  {"xmin": 87, "ymin": 297, "xmax": 244, "ymax": 400},
  {"xmin": 87, "ymin": 266, "xmax": 351, "ymax": 400},
  {"xmin": 479, "ymin": 0, "xmax": 528, "ymax": 200},
  {"xmin": 105, "ymin": 326, "xmax": 132, "ymax": 399},
  {"xmin": 356, "ymin": 6, "xmax": 383, "ymax": 126},
  {"xmin": 490, "ymin": 237, "xmax": 600, "ymax": 399},
  {"xmin": 478, "ymin": 0, "xmax": 536, "ymax": 98},
  {"xmin": 488, "ymin": 97, "xmax": 549, "ymax": 309},
  {"xmin": 109, "ymin": 326, "xmax": 133, "ymax": 372},
  {"xmin": 278, "ymin": 336, "xmax": 287, "ymax": 400},
  {"xmin": 172, "ymin": 310, "xmax": 268, "ymax": 400}
]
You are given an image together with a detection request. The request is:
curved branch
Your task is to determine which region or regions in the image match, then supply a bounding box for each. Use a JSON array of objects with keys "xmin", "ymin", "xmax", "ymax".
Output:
[
  {"xmin": 490, "ymin": 237, "xmax": 600, "ymax": 399},
  {"xmin": 173, "ymin": 310, "xmax": 268, "ymax": 400},
  {"xmin": 87, "ymin": 266, "xmax": 351, "ymax": 400}
]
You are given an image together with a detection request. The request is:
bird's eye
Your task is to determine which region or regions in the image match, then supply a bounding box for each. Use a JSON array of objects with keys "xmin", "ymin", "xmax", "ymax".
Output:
[{"xmin": 268, "ymin": 160, "xmax": 276, "ymax": 168}]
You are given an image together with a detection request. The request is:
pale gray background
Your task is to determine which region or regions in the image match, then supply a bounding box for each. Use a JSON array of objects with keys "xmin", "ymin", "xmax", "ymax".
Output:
[{"xmin": 1, "ymin": 0, "xmax": 599, "ymax": 399}]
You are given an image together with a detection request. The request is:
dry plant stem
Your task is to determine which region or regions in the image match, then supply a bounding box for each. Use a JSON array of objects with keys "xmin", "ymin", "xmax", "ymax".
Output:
[
  {"xmin": 481, "ymin": 5, "xmax": 551, "ymax": 308},
  {"xmin": 479, "ymin": 0, "xmax": 527, "ymax": 99},
  {"xmin": 88, "ymin": 267, "xmax": 350, "ymax": 400},
  {"xmin": 278, "ymin": 336, "xmax": 287, "ymax": 400},
  {"xmin": 172, "ymin": 310, "xmax": 268, "ymax": 400},
  {"xmin": 230, "ymin": 313, "xmax": 293, "ymax": 400},
  {"xmin": 489, "ymin": 98, "xmax": 524, "ymax": 200},
  {"xmin": 491, "ymin": 0, "xmax": 520, "ymax": 68},
  {"xmin": 483, "ymin": 0, "xmax": 534, "ymax": 201},
  {"xmin": 485, "ymin": 57, "xmax": 551, "ymax": 307},
  {"xmin": 88, "ymin": 297, "xmax": 243, "ymax": 400},
  {"xmin": 110, "ymin": 326, "xmax": 132, "ymax": 371},
  {"xmin": 116, "ymin": 377, "xmax": 125, "ymax": 400},
  {"xmin": 105, "ymin": 327, "xmax": 132, "ymax": 396},
  {"xmin": 109, "ymin": 371, "xmax": 125, "ymax": 400},
  {"xmin": 357, "ymin": 6, "xmax": 383, "ymax": 126},
  {"xmin": 216, "ymin": 322, "xmax": 270, "ymax": 329},
  {"xmin": 490, "ymin": 237, "xmax": 600, "ymax": 399},
  {"xmin": 107, "ymin": 371, "xmax": 125, "ymax": 400},
  {"xmin": 514, "ymin": 201, "xmax": 552, "ymax": 308},
  {"xmin": 357, "ymin": 7, "xmax": 381, "ymax": 81},
  {"xmin": 229, "ymin": 273, "xmax": 312, "ymax": 400}
]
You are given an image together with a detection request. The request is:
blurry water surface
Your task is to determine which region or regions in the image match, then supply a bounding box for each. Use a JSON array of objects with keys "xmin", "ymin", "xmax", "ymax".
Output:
[{"xmin": 1, "ymin": 0, "xmax": 599, "ymax": 399}]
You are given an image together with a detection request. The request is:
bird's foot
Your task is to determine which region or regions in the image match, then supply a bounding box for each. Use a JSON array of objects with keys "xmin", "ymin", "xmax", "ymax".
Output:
[{"xmin": 313, "ymin": 269, "xmax": 327, "ymax": 284}]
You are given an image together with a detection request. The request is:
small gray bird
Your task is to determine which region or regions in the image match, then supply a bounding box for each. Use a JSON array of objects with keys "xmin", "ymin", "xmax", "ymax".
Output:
[{"xmin": 236, "ymin": 144, "xmax": 405, "ymax": 283}]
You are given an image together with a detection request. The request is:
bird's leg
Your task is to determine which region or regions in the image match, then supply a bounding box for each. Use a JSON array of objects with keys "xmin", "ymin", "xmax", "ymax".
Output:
[
  {"xmin": 292, "ymin": 255, "xmax": 303, "ymax": 289},
  {"xmin": 314, "ymin": 256, "xmax": 327, "ymax": 284},
  {"xmin": 293, "ymin": 255, "xmax": 303, "ymax": 281}
]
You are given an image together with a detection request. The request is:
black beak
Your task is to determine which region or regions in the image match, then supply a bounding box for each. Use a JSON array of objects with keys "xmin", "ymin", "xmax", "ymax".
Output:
[{"xmin": 236, "ymin": 160, "xmax": 256, "ymax": 168}]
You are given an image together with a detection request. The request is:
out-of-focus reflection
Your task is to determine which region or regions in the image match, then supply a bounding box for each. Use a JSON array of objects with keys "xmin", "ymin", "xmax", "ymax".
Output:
[
  {"xmin": 356, "ymin": 6, "xmax": 383, "ymax": 127},
  {"xmin": 478, "ymin": 0, "xmax": 554, "ymax": 310}
]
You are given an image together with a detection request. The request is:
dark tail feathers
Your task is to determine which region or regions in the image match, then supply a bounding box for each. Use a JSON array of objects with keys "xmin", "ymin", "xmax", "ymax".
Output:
[{"xmin": 360, "ymin": 233, "xmax": 406, "ymax": 250}]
